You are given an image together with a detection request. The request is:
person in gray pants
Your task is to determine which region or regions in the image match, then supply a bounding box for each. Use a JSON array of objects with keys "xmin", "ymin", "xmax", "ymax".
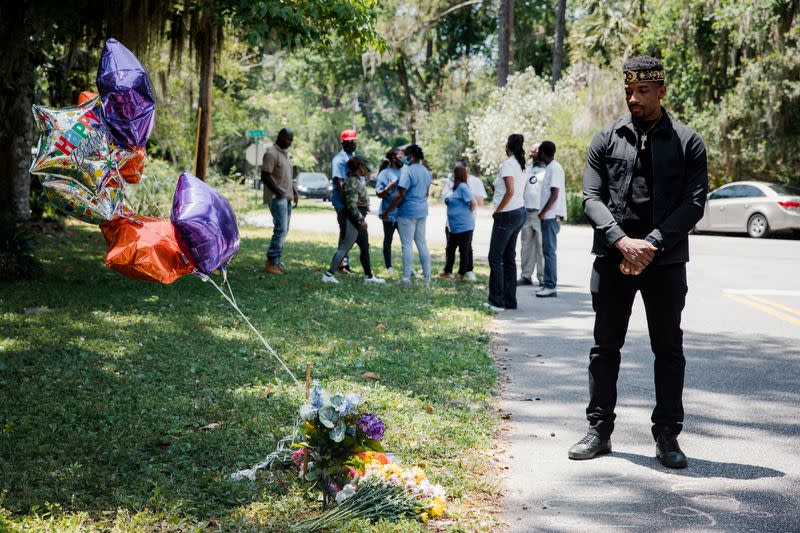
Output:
[{"xmin": 518, "ymin": 144, "xmax": 546, "ymax": 286}]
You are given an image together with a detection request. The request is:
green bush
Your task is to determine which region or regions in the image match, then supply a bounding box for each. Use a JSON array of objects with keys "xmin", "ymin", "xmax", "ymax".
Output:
[{"xmin": 566, "ymin": 190, "xmax": 589, "ymax": 225}]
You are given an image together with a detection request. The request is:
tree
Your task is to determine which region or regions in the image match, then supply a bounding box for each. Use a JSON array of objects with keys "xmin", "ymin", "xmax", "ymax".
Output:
[
  {"xmin": 641, "ymin": 0, "xmax": 800, "ymax": 183},
  {"xmin": 552, "ymin": 0, "xmax": 567, "ymax": 86},
  {"xmin": 497, "ymin": 0, "xmax": 514, "ymax": 85},
  {"xmin": 0, "ymin": 0, "xmax": 377, "ymax": 225},
  {"xmin": 512, "ymin": 0, "xmax": 558, "ymax": 77}
]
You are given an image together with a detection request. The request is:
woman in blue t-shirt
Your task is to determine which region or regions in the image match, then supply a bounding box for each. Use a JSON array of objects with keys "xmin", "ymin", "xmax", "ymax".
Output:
[
  {"xmin": 437, "ymin": 165, "xmax": 476, "ymax": 279},
  {"xmin": 375, "ymin": 148, "xmax": 403, "ymax": 274},
  {"xmin": 380, "ymin": 144, "xmax": 432, "ymax": 283}
]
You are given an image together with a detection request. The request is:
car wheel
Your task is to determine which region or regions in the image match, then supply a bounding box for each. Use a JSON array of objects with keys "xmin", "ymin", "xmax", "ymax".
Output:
[{"xmin": 747, "ymin": 213, "xmax": 770, "ymax": 238}]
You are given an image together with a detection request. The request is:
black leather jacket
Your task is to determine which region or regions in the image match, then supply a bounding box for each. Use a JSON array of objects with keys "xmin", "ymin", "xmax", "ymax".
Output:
[{"xmin": 582, "ymin": 110, "xmax": 708, "ymax": 265}]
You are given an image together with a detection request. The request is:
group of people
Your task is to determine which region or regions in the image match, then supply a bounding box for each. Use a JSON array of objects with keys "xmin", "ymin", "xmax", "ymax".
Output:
[
  {"xmin": 259, "ymin": 54, "xmax": 709, "ymax": 471},
  {"xmin": 259, "ymin": 125, "xmax": 568, "ymax": 301},
  {"xmin": 482, "ymin": 135, "xmax": 567, "ymax": 313}
]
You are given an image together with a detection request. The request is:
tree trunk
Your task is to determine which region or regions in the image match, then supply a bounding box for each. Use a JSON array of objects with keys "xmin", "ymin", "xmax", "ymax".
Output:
[
  {"xmin": 195, "ymin": 35, "xmax": 215, "ymax": 181},
  {"xmin": 396, "ymin": 54, "xmax": 417, "ymax": 143},
  {"xmin": 497, "ymin": 0, "xmax": 513, "ymax": 86},
  {"xmin": 194, "ymin": 9, "xmax": 217, "ymax": 182},
  {"xmin": 0, "ymin": 6, "xmax": 35, "ymax": 224},
  {"xmin": 552, "ymin": 0, "xmax": 567, "ymax": 88}
]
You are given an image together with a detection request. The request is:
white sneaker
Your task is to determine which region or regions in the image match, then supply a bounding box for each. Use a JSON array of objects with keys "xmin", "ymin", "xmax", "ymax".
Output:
[
  {"xmin": 535, "ymin": 287, "xmax": 557, "ymax": 297},
  {"xmin": 464, "ymin": 271, "xmax": 477, "ymax": 282},
  {"xmin": 365, "ymin": 276, "xmax": 386, "ymax": 284},
  {"xmin": 482, "ymin": 302, "xmax": 505, "ymax": 312},
  {"xmin": 398, "ymin": 278, "xmax": 412, "ymax": 285},
  {"xmin": 385, "ymin": 267, "xmax": 395, "ymax": 276},
  {"xmin": 322, "ymin": 272, "xmax": 339, "ymax": 284}
]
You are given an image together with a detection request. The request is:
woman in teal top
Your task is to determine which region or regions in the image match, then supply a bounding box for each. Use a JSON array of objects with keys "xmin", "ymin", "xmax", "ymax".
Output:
[
  {"xmin": 380, "ymin": 144, "xmax": 432, "ymax": 283},
  {"xmin": 375, "ymin": 148, "xmax": 402, "ymax": 273},
  {"xmin": 437, "ymin": 165, "xmax": 476, "ymax": 279}
]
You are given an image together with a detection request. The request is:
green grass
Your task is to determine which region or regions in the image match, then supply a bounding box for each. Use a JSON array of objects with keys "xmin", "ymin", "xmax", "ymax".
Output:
[{"xmin": 0, "ymin": 220, "xmax": 502, "ymax": 531}]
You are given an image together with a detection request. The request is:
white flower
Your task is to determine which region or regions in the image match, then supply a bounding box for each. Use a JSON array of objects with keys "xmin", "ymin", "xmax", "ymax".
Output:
[
  {"xmin": 335, "ymin": 484, "xmax": 357, "ymax": 504},
  {"xmin": 431, "ymin": 484, "xmax": 446, "ymax": 499}
]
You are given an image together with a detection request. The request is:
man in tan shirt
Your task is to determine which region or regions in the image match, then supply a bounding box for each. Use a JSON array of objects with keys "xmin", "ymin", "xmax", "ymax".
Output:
[{"xmin": 261, "ymin": 128, "xmax": 298, "ymax": 274}]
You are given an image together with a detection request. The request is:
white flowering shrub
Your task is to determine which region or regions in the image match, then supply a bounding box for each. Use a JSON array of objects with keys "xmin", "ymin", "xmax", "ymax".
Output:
[{"xmin": 466, "ymin": 69, "xmax": 578, "ymax": 174}]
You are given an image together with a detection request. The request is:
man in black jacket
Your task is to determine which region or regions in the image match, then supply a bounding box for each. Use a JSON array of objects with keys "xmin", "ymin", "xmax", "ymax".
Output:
[{"xmin": 568, "ymin": 56, "xmax": 708, "ymax": 469}]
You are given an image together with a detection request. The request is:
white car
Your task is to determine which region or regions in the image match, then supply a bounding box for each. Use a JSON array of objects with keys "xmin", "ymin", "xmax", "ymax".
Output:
[{"xmin": 695, "ymin": 181, "xmax": 800, "ymax": 238}]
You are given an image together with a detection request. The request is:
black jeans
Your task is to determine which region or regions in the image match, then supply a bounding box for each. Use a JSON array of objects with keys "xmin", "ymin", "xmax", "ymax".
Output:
[
  {"xmin": 335, "ymin": 208, "xmax": 350, "ymax": 268},
  {"xmin": 586, "ymin": 258, "xmax": 688, "ymax": 441},
  {"xmin": 329, "ymin": 214, "xmax": 372, "ymax": 277},
  {"xmin": 382, "ymin": 220, "xmax": 398, "ymax": 269},
  {"xmin": 488, "ymin": 208, "xmax": 526, "ymax": 309},
  {"xmin": 443, "ymin": 230, "xmax": 473, "ymax": 275}
]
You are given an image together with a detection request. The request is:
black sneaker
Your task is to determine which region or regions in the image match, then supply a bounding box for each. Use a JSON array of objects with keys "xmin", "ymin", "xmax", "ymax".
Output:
[
  {"xmin": 655, "ymin": 432, "xmax": 688, "ymax": 469},
  {"xmin": 516, "ymin": 277, "xmax": 533, "ymax": 286},
  {"xmin": 568, "ymin": 434, "xmax": 612, "ymax": 460}
]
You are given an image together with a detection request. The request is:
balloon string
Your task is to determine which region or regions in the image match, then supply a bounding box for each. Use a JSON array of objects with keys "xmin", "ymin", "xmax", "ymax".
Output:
[
  {"xmin": 198, "ymin": 273, "xmax": 300, "ymax": 386},
  {"xmin": 222, "ymin": 269, "xmax": 238, "ymax": 307}
]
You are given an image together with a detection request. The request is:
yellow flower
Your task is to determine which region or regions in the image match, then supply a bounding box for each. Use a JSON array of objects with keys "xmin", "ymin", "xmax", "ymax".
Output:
[
  {"xmin": 419, "ymin": 512, "xmax": 429, "ymax": 523},
  {"xmin": 411, "ymin": 466, "xmax": 426, "ymax": 484},
  {"xmin": 429, "ymin": 498, "xmax": 446, "ymax": 517},
  {"xmin": 385, "ymin": 464, "xmax": 403, "ymax": 478}
]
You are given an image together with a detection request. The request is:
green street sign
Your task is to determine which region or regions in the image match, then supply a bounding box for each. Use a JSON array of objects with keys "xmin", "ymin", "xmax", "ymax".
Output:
[{"xmin": 246, "ymin": 129, "xmax": 267, "ymax": 138}]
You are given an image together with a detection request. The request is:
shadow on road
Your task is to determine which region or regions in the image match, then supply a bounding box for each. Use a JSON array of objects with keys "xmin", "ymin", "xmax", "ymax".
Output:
[{"xmin": 611, "ymin": 451, "xmax": 785, "ymax": 480}]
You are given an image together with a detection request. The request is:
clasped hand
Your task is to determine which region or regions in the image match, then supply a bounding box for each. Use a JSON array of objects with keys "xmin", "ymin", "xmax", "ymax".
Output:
[{"xmin": 615, "ymin": 236, "xmax": 657, "ymax": 276}]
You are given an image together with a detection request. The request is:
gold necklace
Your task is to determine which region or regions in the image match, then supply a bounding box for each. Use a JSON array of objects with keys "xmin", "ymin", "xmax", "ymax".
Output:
[{"xmin": 634, "ymin": 111, "xmax": 662, "ymax": 150}]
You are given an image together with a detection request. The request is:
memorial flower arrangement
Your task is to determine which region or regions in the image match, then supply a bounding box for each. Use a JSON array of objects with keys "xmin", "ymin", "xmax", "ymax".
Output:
[{"xmin": 292, "ymin": 383, "xmax": 446, "ymax": 530}]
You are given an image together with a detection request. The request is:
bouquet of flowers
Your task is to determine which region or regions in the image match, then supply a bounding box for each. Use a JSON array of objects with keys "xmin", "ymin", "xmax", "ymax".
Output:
[
  {"xmin": 293, "ymin": 383, "xmax": 386, "ymax": 507},
  {"xmin": 294, "ymin": 451, "xmax": 447, "ymax": 531},
  {"xmin": 291, "ymin": 384, "xmax": 447, "ymax": 530}
]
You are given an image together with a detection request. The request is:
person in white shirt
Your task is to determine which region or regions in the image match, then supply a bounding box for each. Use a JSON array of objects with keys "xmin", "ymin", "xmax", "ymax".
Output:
[
  {"xmin": 518, "ymin": 143, "xmax": 546, "ymax": 286},
  {"xmin": 441, "ymin": 158, "xmax": 487, "ymax": 281},
  {"xmin": 484, "ymin": 134, "xmax": 528, "ymax": 312},
  {"xmin": 536, "ymin": 140, "xmax": 567, "ymax": 297}
]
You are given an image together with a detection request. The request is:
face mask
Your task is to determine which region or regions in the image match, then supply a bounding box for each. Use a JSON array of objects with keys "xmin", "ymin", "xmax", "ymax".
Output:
[{"xmin": 401, "ymin": 156, "xmax": 409, "ymax": 166}]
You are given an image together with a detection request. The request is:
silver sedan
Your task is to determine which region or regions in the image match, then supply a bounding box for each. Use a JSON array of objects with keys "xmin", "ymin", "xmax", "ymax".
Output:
[{"xmin": 695, "ymin": 181, "xmax": 800, "ymax": 238}]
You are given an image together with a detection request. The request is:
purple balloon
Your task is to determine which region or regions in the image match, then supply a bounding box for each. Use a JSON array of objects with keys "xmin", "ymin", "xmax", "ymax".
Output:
[
  {"xmin": 171, "ymin": 172, "xmax": 240, "ymax": 274},
  {"xmin": 96, "ymin": 38, "xmax": 156, "ymax": 148}
]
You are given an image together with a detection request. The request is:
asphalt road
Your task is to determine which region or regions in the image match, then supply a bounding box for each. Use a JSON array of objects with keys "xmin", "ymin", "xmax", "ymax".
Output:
[
  {"xmin": 247, "ymin": 197, "xmax": 800, "ymax": 531},
  {"xmin": 497, "ymin": 227, "xmax": 800, "ymax": 532}
]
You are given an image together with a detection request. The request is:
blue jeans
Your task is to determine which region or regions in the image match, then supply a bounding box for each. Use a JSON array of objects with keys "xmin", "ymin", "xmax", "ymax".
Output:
[
  {"xmin": 488, "ymin": 208, "xmax": 526, "ymax": 308},
  {"xmin": 267, "ymin": 197, "xmax": 291, "ymax": 265},
  {"xmin": 397, "ymin": 216, "xmax": 431, "ymax": 281},
  {"xmin": 541, "ymin": 218, "xmax": 560, "ymax": 289}
]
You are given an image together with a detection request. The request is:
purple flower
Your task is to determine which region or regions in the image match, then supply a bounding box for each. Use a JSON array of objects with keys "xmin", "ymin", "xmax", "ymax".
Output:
[{"xmin": 357, "ymin": 413, "xmax": 385, "ymax": 441}]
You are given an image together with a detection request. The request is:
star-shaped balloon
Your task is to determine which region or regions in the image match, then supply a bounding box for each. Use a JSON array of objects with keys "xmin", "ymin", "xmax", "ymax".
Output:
[
  {"xmin": 30, "ymin": 97, "xmax": 130, "ymax": 186},
  {"xmin": 38, "ymin": 174, "xmax": 129, "ymax": 225}
]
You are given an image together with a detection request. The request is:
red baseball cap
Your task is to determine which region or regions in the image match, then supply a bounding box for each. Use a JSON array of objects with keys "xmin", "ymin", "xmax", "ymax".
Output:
[{"xmin": 340, "ymin": 129, "xmax": 357, "ymax": 142}]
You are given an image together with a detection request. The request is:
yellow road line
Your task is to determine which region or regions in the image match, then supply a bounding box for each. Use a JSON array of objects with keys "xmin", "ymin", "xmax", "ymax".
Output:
[
  {"xmin": 724, "ymin": 293, "xmax": 800, "ymax": 326},
  {"xmin": 746, "ymin": 295, "xmax": 800, "ymax": 318}
]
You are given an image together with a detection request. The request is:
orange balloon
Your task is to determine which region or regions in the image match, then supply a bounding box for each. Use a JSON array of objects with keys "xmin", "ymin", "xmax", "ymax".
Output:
[
  {"xmin": 78, "ymin": 91, "xmax": 99, "ymax": 105},
  {"xmin": 100, "ymin": 216, "xmax": 195, "ymax": 284},
  {"xmin": 119, "ymin": 147, "xmax": 146, "ymax": 183}
]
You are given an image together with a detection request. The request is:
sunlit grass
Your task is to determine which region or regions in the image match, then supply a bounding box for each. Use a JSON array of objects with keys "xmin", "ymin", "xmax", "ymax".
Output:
[{"xmin": 0, "ymin": 219, "xmax": 502, "ymax": 531}]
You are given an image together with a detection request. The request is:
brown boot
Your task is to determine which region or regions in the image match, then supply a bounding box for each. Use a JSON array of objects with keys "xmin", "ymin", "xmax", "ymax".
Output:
[{"xmin": 264, "ymin": 261, "xmax": 283, "ymax": 275}]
